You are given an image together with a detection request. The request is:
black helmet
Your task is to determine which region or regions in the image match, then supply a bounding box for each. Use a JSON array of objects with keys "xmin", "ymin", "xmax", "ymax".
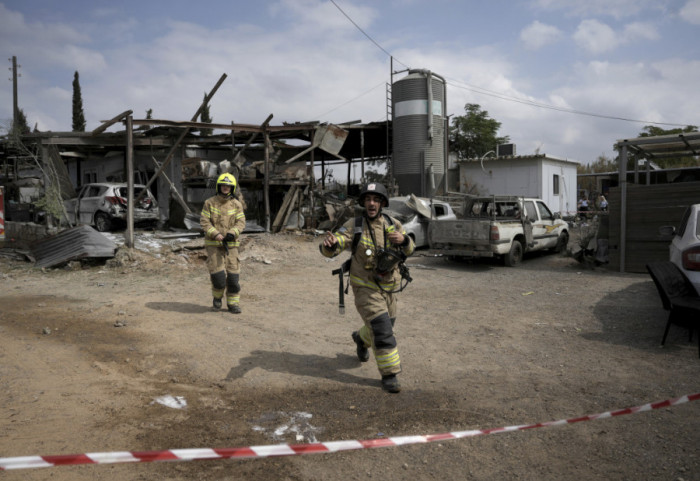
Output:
[{"xmin": 358, "ymin": 182, "xmax": 389, "ymax": 207}]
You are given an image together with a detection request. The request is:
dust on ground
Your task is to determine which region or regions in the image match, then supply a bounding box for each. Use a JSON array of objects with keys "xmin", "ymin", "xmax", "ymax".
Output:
[{"xmin": 0, "ymin": 229, "xmax": 698, "ymax": 481}]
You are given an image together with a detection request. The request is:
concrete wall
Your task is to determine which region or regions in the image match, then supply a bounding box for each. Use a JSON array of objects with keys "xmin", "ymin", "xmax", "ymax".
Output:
[{"xmin": 2, "ymin": 221, "xmax": 50, "ymax": 249}]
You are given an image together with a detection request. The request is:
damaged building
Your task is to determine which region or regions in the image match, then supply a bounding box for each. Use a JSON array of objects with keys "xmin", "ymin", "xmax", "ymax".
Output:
[
  {"xmin": 2, "ymin": 69, "xmax": 460, "ymax": 252},
  {"xmin": 1, "ymin": 112, "xmax": 390, "ymax": 246}
]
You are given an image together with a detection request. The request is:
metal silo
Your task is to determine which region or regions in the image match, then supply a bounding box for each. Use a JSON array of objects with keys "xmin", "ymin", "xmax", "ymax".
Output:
[{"xmin": 392, "ymin": 69, "xmax": 447, "ymax": 197}]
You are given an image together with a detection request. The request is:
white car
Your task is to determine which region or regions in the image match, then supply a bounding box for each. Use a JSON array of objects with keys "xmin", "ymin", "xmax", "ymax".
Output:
[
  {"xmin": 385, "ymin": 195, "xmax": 457, "ymax": 248},
  {"xmin": 64, "ymin": 182, "xmax": 159, "ymax": 232},
  {"xmin": 663, "ymin": 204, "xmax": 700, "ymax": 295}
]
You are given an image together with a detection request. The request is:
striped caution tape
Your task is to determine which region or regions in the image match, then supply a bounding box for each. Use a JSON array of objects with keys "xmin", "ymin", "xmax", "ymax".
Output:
[{"xmin": 2, "ymin": 392, "xmax": 699, "ymax": 471}]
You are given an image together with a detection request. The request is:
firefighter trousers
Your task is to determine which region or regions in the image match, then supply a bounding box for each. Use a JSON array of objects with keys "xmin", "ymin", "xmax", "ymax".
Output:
[{"xmin": 352, "ymin": 285, "xmax": 401, "ymax": 376}]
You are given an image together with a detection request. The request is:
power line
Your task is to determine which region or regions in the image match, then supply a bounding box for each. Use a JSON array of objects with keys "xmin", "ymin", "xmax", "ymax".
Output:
[
  {"xmin": 446, "ymin": 76, "xmax": 691, "ymax": 127},
  {"xmin": 310, "ymin": 80, "xmax": 386, "ymax": 121},
  {"xmin": 329, "ymin": 0, "xmax": 409, "ymax": 70},
  {"xmin": 329, "ymin": 0, "xmax": 691, "ymax": 128}
]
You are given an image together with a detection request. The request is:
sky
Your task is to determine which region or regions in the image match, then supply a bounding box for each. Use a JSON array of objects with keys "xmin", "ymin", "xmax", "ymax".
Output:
[{"xmin": 1, "ymin": 0, "xmax": 699, "ymax": 166}]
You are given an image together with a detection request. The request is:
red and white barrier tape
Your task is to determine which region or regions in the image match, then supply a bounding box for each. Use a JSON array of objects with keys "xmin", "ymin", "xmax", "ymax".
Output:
[{"xmin": 2, "ymin": 392, "xmax": 699, "ymax": 471}]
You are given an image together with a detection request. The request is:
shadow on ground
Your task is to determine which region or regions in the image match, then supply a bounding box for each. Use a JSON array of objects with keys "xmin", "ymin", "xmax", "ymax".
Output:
[{"xmin": 585, "ymin": 279, "xmax": 696, "ymax": 355}]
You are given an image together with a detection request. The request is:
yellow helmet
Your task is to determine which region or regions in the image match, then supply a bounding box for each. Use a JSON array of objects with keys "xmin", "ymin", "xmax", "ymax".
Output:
[{"xmin": 216, "ymin": 173, "xmax": 237, "ymax": 196}]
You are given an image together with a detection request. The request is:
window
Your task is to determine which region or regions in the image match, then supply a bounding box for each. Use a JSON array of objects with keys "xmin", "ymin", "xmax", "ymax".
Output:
[
  {"xmin": 553, "ymin": 174, "xmax": 560, "ymax": 195},
  {"xmin": 524, "ymin": 201, "xmax": 537, "ymax": 221},
  {"xmin": 87, "ymin": 186, "xmax": 103, "ymax": 197},
  {"xmin": 537, "ymin": 201, "xmax": 553, "ymax": 220}
]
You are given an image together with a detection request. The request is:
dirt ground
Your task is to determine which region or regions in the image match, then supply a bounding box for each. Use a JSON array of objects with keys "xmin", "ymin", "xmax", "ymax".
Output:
[{"xmin": 1, "ymin": 228, "xmax": 699, "ymax": 481}]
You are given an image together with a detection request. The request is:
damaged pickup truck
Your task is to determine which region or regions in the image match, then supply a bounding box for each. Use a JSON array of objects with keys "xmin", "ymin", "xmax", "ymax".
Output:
[
  {"xmin": 428, "ymin": 196, "xmax": 569, "ymax": 266},
  {"xmin": 64, "ymin": 182, "xmax": 159, "ymax": 232}
]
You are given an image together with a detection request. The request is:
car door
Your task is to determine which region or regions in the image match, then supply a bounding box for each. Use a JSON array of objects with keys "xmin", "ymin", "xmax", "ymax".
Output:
[
  {"xmin": 78, "ymin": 185, "xmax": 106, "ymax": 225},
  {"xmin": 533, "ymin": 201, "xmax": 559, "ymax": 248},
  {"xmin": 64, "ymin": 185, "xmax": 88, "ymax": 224}
]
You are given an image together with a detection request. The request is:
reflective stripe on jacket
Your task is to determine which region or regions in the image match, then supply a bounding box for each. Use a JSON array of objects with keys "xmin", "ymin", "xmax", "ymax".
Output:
[
  {"xmin": 321, "ymin": 214, "xmax": 414, "ymax": 291},
  {"xmin": 200, "ymin": 195, "xmax": 246, "ymax": 248}
]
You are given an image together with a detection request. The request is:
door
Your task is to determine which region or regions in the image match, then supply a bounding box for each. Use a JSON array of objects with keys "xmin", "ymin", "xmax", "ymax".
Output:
[
  {"xmin": 78, "ymin": 185, "xmax": 106, "ymax": 225},
  {"xmin": 532, "ymin": 201, "xmax": 559, "ymax": 248},
  {"xmin": 64, "ymin": 185, "xmax": 89, "ymax": 224},
  {"xmin": 522, "ymin": 200, "xmax": 535, "ymax": 247}
]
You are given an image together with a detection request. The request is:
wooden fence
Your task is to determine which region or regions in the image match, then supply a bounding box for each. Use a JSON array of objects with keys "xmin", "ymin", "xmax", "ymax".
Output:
[{"xmin": 607, "ymin": 181, "xmax": 700, "ymax": 273}]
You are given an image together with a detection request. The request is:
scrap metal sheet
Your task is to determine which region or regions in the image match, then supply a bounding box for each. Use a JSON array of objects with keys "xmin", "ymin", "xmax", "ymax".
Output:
[{"xmin": 31, "ymin": 225, "xmax": 117, "ymax": 268}]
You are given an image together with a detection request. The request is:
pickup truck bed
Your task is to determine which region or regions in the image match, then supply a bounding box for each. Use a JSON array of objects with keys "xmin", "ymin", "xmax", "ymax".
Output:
[{"xmin": 428, "ymin": 196, "xmax": 569, "ymax": 266}]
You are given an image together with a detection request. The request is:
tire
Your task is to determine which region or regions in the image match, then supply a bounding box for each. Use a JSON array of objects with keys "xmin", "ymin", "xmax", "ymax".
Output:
[
  {"xmin": 504, "ymin": 240, "xmax": 523, "ymax": 267},
  {"xmin": 94, "ymin": 212, "xmax": 112, "ymax": 232},
  {"xmin": 553, "ymin": 231, "xmax": 569, "ymax": 254}
]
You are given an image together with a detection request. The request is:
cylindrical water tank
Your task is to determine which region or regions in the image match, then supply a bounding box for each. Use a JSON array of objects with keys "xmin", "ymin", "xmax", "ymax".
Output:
[{"xmin": 392, "ymin": 69, "xmax": 446, "ymax": 197}]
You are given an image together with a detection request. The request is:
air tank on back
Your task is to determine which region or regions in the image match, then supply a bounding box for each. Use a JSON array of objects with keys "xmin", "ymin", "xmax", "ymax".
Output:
[{"xmin": 392, "ymin": 69, "xmax": 446, "ymax": 197}]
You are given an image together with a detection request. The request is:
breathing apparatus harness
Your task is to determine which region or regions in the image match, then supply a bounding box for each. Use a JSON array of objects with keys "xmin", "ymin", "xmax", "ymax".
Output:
[{"xmin": 331, "ymin": 213, "xmax": 412, "ymax": 314}]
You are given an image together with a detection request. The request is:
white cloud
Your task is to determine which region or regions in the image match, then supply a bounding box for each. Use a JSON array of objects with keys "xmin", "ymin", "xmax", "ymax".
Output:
[
  {"xmin": 621, "ymin": 22, "xmax": 659, "ymax": 42},
  {"xmin": 572, "ymin": 19, "xmax": 658, "ymax": 54},
  {"xmin": 520, "ymin": 21, "xmax": 563, "ymax": 50},
  {"xmin": 573, "ymin": 19, "xmax": 618, "ymax": 53},
  {"xmin": 679, "ymin": 0, "xmax": 700, "ymax": 24},
  {"xmin": 1, "ymin": 0, "xmax": 698, "ymax": 166},
  {"xmin": 532, "ymin": 0, "xmax": 667, "ymax": 19}
]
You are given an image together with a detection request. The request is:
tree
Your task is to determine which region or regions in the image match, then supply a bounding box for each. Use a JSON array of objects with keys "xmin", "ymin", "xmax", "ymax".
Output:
[
  {"xmin": 11, "ymin": 107, "xmax": 31, "ymax": 136},
  {"xmin": 450, "ymin": 103, "xmax": 509, "ymax": 160},
  {"xmin": 362, "ymin": 169, "xmax": 389, "ymax": 185},
  {"xmin": 577, "ymin": 154, "xmax": 616, "ymax": 195},
  {"xmin": 637, "ymin": 125, "xmax": 699, "ymax": 168},
  {"xmin": 72, "ymin": 71, "xmax": 86, "ymax": 132},
  {"xmin": 200, "ymin": 92, "xmax": 213, "ymax": 136},
  {"xmin": 576, "ymin": 154, "xmax": 617, "ymax": 175}
]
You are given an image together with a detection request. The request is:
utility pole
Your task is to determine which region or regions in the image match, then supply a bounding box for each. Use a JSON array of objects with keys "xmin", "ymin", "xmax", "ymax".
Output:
[{"xmin": 9, "ymin": 56, "xmax": 19, "ymax": 132}]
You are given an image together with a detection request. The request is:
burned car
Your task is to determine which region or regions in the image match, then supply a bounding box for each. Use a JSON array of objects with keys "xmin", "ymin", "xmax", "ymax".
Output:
[
  {"xmin": 385, "ymin": 195, "xmax": 457, "ymax": 248},
  {"xmin": 64, "ymin": 182, "xmax": 158, "ymax": 232}
]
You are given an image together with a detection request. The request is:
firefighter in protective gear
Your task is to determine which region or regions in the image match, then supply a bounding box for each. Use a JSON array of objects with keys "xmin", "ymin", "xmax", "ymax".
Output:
[
  {"xmin": 201, "ymin": 173, "xmax": 246, "ymax": 314},
  {"xmin": 319, "ymin": 182, "xmax": 415, "ymax": 393}
]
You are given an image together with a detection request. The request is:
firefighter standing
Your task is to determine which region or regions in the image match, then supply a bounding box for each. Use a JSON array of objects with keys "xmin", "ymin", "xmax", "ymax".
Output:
[
  {"xmin": 201, "ymin": 173, "xmax": 246, "ymax": 314},
  {"xmin": 319, "ymin": 183, "xmax": 415, "ymax": 393}
]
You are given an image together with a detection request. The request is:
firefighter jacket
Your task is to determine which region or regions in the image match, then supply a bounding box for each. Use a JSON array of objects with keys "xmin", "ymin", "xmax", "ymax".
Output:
[
  {"xmin": 321, "ymin": 213, "xmax": 414, "ymax": 291},
  {"xmin": 200, "ymin": 194, "xmax": 246, "ymax": 249}
]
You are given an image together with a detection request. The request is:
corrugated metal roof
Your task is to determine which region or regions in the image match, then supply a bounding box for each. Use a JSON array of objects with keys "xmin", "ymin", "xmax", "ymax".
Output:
[
  {"xmin": 31, "ymin": 225, "xmax": 117, "ymax": 268},
  {"xmin": 615, "ymin": 132, "xmax": 700, "ymax": 159}
]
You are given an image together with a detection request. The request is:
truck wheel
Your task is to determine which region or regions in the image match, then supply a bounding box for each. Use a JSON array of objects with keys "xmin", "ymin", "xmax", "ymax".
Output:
[
  {"xmin": 504, "ymin": 241, "xmax": 523, "ymax": 267},
  {"xmin": 553, "ymin": 232, "xmax": 569, "ymax": 253},
  {"xmin": 94, "ymin": 212, "xmax": 112, "ymax": 232}
]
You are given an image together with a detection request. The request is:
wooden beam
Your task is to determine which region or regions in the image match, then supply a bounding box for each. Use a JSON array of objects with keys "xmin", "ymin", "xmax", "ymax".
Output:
[
  {"xmin": 125, "ymin": 115, "xmax": 135, "ymax": 248},
  {"xmin": 232, "ymin": 114, "xmax": 274, "ymax": 167},
  {"xmin": 150, "ymin": 156, "xmax": 192, "ymax": 215},
  {"xmin": 92, "ymin": 110, "xmax": 133, "ymax": 136},
  {"xmin": 135, "ymin": 74, "xmax": 227, "ymax": 203},
  {"xmin": 272, "ymin": 185, "xmax": 298, "ymax": 232},
  {"xmin": 264, "ymin": 125, "xmax": 271, "ymax": 232},
  {"xmin": 280, "ymin": 187, "xmax": 299, "ymax": 231}
]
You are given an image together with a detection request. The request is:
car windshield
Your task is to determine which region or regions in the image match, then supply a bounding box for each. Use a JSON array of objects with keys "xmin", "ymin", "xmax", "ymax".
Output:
[{"xmin": 387, "ymin": 199, "xmax": 416, "ymax": 218}]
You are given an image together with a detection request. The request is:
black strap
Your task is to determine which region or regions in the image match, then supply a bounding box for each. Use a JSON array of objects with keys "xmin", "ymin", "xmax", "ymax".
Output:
[{"xmin": 351, "ymin": 213, "xmax": 394, "ymax": 255}]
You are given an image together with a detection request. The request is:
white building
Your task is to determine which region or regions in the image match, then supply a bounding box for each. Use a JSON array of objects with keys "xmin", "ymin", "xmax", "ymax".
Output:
[{"xmin": 457, "ymin": 153, "xmax": 579, "ymax": 216}]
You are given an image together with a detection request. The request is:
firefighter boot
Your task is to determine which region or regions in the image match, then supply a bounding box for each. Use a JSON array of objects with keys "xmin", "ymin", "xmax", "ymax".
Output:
[
  {"xmin": 213, "ymin": 297, "xmax": 222, "ymax": 309},
  {"xmin": 228, "ymin": 304, "xmax": 242, "ymax": 314},
  {"xmin": 352, "ymin": 331, "xmax": 369, "ymax": 362},
  {"xmin": 381, "ymin": 374, "xmax": 401, "ymax": 393}
]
